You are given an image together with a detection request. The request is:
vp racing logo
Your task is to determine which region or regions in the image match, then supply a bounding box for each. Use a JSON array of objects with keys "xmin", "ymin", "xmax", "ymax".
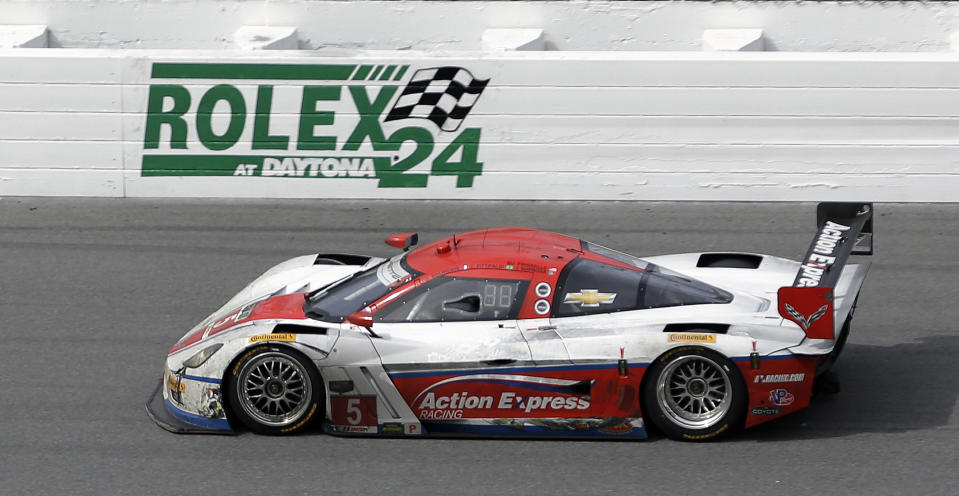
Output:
[
  {"xmin": 413, "ymin": 374, "xmax": 591, "ymax": 419},
  {"xmin": 769, "ymin": 389, "xmax": 795, "ymax": 406},
  {"xmin": 142, "ymin": 63, "xmax": 488, "ymax": 188}
]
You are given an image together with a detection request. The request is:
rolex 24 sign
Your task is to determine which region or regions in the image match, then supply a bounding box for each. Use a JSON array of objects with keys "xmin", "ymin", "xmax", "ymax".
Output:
[{"xmin": 142, "ymin": 63, "xmax": 488, "ymax": 188}]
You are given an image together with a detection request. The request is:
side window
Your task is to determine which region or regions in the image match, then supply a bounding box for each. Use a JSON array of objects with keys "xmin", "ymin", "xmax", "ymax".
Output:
[
  {"xmin": 553, "ymin": 258, "xmax": 734, "ymax": 318},
  {"xmin": 375, "ymin": 277, "xmax": 528, "ymax": 323},
  {"xmin": 554, "ymin": 259, "xmax": 642, "ymax": 317},
  {"xmin": 642, "ymin": 268, "xmax": 733, "ymax": 308}
]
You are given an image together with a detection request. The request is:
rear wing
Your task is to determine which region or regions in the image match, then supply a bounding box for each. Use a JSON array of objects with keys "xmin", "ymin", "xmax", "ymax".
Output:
[
  {"xmin": 793, "ymin": 202, "xmax": 873, "ymax": 288},
  {"xmin": 779, "ymin": 202, "xmax": 873, "ymax": 340}
]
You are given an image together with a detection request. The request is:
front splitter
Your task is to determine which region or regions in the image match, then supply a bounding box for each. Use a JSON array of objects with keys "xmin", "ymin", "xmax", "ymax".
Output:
[{"xmin": 145, "ymin": 380, "xmax": 235, "ymax": 435}]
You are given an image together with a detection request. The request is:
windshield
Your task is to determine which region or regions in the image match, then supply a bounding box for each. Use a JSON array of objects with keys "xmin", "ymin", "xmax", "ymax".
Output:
[
  {"xmin": 582, "ymin": 241, "xmax": 654, "ymax": 270},
  {"xmin": 304, "ymin": 253, "xmax": 418, "ymax": 322}
]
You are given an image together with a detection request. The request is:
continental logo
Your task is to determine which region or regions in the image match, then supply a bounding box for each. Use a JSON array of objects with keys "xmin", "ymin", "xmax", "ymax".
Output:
[
  {"xmin": 142, "ymin": 63, "xmax": 488, "ymax": 189},
  {"xmin": 249, "ymin": 333, "xmax": 296, "ymax": 343},
  {"xmin": 668, "ymin": 333, "xmax": 717, "ymax": 344}
]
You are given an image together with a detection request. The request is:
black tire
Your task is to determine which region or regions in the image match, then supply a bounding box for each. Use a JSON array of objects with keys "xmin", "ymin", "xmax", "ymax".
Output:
[
  {"xmin": 225, "ymin": 345, "xmax": 323, "ymax": 435},
  {"xmin": 642, "ymin": 346, "xmax": 746, "ymax": 441}
]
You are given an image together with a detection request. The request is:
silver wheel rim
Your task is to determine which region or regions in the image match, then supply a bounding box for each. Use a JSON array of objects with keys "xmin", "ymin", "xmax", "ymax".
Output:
[
  {"xmin": 236, "ymin": 352, "xmax": 312, "ymax": 427},
  {"xmin": 656, "ymin": 354, "xmax": 732, "ymax": 429}
]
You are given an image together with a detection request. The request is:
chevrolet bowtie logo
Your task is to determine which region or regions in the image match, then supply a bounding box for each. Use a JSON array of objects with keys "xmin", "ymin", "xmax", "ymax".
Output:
[{"xmin": 563, "ymin": 290, "xmax": 616, "ymax": 307}]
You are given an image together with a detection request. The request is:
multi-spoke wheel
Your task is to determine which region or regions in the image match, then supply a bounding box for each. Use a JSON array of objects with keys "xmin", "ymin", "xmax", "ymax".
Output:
[
  {"xmin": 642, "ymin": 346, "xmax": 745, "ymax": 441},
  {"xmin": 226, "ymin": 346, "xmax": 322, "ymax": 435}
]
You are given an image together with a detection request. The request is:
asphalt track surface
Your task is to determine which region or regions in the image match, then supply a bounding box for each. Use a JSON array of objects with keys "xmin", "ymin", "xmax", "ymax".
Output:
[{"xmin": 2, "ymin": 198, "xmax": 957, "ymax": 496}]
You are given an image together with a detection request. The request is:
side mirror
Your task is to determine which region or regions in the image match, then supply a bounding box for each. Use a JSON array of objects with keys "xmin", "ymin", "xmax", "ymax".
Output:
[
  {"xmin": 346, "ymin": 308, "xmax": 373, "ymax": 328},
  {"xmin": 385, "ymin": 232, "xmax": 418, "ymax": 251}
]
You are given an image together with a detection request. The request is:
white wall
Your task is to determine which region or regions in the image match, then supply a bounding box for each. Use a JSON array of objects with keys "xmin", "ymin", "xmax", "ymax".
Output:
[
  {"xmin": 1, "ymin": 49, "xmax": 957, "ymax": 201},
  {"xmin": 1, "ymin": 1, "xmax": 959, "ymax": 52}
]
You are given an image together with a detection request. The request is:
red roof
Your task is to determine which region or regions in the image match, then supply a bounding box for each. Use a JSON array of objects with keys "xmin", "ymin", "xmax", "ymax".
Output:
[{"xmin": 404, "ymin": 227, "xmax": 582, "ymax": 277}]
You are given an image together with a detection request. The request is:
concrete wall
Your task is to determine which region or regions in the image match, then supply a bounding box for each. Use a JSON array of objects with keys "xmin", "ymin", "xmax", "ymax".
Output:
[
  {"xmin": 1, "ymin": 49, "xmax": 957, "ymax": 201},
  {"xmin": 1, "ymin": 1, "xmax": 959, "ymax": 52}
]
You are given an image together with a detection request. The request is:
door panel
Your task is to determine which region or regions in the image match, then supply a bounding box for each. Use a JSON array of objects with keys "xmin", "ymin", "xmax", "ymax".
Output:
[{"xmin": 518, "ymin": 317, "xmax": 572, "ymax": 365}]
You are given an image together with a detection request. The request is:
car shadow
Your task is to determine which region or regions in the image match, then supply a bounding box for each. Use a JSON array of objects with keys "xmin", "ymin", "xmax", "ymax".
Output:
[{"xmin": 726, "ymin": 333, "xmax": 959, "ymax": 442}]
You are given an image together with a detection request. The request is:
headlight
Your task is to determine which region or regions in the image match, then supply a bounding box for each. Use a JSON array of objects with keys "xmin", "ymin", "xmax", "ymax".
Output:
[{"xmin": 182, "ymin": 343, "xmax": 223, "ymax": 368}]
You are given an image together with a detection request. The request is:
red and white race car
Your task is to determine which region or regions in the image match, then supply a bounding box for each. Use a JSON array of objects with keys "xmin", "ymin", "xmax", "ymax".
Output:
[{"xmin": 147, "ymin": 202, "xmax": 872, "ymax": 441}]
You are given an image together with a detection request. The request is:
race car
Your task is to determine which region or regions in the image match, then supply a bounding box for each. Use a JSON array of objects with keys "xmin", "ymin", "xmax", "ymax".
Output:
[{"xmin": 146, "ymin": 202, "xmax": 873, "ymax": 441}]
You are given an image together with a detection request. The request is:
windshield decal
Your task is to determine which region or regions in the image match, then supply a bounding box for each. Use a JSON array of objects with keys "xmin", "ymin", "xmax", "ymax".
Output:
[{"xmin": 377, "ymin": 256, "xmax": 411, "ymax": 286}]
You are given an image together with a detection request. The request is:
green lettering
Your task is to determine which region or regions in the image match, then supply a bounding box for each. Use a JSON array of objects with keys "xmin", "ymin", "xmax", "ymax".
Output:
[
  {"xmin": 342, "ymin": 86, "xmax": 397, "ymax": 151},
  {"xmin": 431, "ymin": 128, "xmax": 483, "ymax": 188},
  {"xmin": 143, "ymin": 85, "xmax": 190, "ymax": 149},
  {"xmin": 375, "ymin": 127, "xmax": 433, "ymax": 188},
  {"xmin": 297, "ymin": 86, "xmax": 339, "ymax": 151},
  {"xmin": 252, "ymin": 85, "xmax": 289, "ymax": 150},
  {"xmin": 196, "ymin": 84, "xmax": 246, "ymax": 151}
]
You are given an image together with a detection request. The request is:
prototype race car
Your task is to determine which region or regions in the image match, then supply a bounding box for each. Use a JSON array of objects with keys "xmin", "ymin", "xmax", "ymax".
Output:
[{"xmin": 147, "ymin": 202, "xmax": 873, "ymax": 441}]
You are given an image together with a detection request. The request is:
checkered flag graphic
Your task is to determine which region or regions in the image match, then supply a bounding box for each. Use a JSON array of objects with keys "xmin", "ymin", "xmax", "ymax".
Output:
[{"xmin": 385, "ymin": 66, "xmax": 489, "ymax": 132}]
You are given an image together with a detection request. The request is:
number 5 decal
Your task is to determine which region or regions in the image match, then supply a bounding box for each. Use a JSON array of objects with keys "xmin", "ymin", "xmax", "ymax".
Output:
[
  {"xmin": 331, "ymin": 396, "xmax": 378, "ymax": 428},
  {"xmin": 346, "ymin": 398, "xmax": 362, "ymax": 425}
]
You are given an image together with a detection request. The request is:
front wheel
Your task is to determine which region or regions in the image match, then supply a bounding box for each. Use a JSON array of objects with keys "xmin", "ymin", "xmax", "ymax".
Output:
[
  {"xmin": 642, "ymin": 346, "xmax": 746, "ymax": 441},
  {"xmin": 226, "ymin": 346, "xmax": 323, "ymax": 435}
]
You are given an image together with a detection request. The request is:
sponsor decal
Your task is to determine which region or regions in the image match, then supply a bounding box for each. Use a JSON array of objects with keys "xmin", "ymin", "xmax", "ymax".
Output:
[
  {"xmin": 333, "ymin": 425, "xmax": 378, "ymax": 434},
  {"xmin": 667, "ymin": 333, "xmax": 717, "ymax": 344},
  {"xmin": 381, "ymin": 422, "xmax": 404, "ymax": 435},
  {"xmin": 167, "ymin": 371, "xmax": 185, "ymax": 394},
  {"xmin": 754, "ymin": 373, "xmax": 806, "ymax": 384},
  {"xmin": 598, "ymin": 423, "xmax": 635, "ymax": 435},
  {"xmin": 489, "ymin": 417, "xmax": 640, "ymax": 435},
  {"xmin": 778, "ymin": 286, "xmax": 834, "ymax": 339},
  {"xmin": 192, "ymin": 299, "xmax": 263, "ymax": 341},
  {"xmin": 682, "ymin": 423, "xmax": 729, "ymax": 440},
  {"xmin": 563, "ymin": 290, "xmax": 616, "ymax": 308},
  {"xmin": 142, "ymin": 63, "xmax": 487, "ymax": 188},
  {"xmin": 377, "ymin": 257, "xmax": 412, "ymax": 285},
  {"xmin": 751, "ymin": 406, "xmax": 781, "ymax": 416},
  {"xmin": 796, "ymin": 221, "xmax": 850, "ymax": 287},
  {"xmin": 202, "ymin": 309, "xmax": 244, "ymax": 337},
  {"xmin": 417, "ymin": 392, "xmax": 590, "ymax": 418},
  {"xmin": 200, "ymin": 386, "xmax": 225, "ymax": 419},
  {"xmin": 330, "ymin": 396, "xmax": 378, "ymax": 432},
  {"xmin": 534, "ymin": 282, "xmax": 552, "ymax": 298},
  {"xmin": 503, "ymin": 261, "xmax": 551, "ymax": 274},
  {"xmin": 783, "ymin": 303, "xmax": 828, "ymax": 332},
  {"xmin": 412, "ymin": 374, "xmax": 590, "ymax": 419},
  {"xmin": 534, "ymin": 299, "xmax": 551, "ymax": 315},
  {"xmin": 769, "ymin": 388, "xmax": 795, "ymax": 406},
  {"xmin": 249, "ymin": 333, "xmax": 296, "ymax": 343}
]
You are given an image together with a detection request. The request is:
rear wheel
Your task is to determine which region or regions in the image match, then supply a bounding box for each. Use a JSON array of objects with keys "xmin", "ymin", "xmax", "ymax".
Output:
[
  {"xmin": 642, "ymin": 346, "xmax": 746, "ymax": 441},
  {"xmin": 226, "ymin": 346, "xmax": 323, "ymax": 435}
]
